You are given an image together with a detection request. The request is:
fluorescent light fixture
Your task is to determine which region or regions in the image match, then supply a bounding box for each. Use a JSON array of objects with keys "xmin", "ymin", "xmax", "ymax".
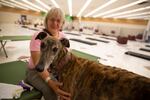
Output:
[
  {"xmin": 37, "ymin": 0, "xmax": 51, "ymax": 10},
  {"xmin": 143, "ymin": 18, "xmax": 150, "ymax": 20},
  {"xmin": 77, "ymin": 0, "xmax": 92, "ymax": 17},
  {"xmin": 22, "ymin": 0, "xmax": 48, "ymax": 12},
  {"xmin": 0, "ymin": 2, "xmax": 14, "ymax": 8},
  {"xmin": 85, "ymin": 0, "xmax": 118, "ymax": 17},
  {"xmin": 114, "ymin": 12, "xmax": 150, "ymax": 18},
  {"xmin": 94, "ymin": 0, "xmax": 148, "ymax": 17},
  {"xmin": 128, "ymin": 15, "xmax": 150, "ymax": 19},
  {"xmin": 10, "ymin": 0, "xmax": 40, "ymax": 12},
  {"xmin": 51, "ymin": 0, "xmax": 59, "ymax": 8},
  {"xmin": 68, "ymin": 0, "xmax": 72, "ymax": 16},
  {"xmin": 104, "ymin": 6, "xmax": 150, "ymax": 18},
  {"xmin": 1, "ymin": 0, "xmax": 29, "ymax": 10}
]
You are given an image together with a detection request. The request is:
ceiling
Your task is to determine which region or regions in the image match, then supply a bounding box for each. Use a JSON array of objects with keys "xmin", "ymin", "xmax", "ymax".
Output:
[{"xmin": 0, "ymin": 0, "xmax": 150, "ymax": 20}]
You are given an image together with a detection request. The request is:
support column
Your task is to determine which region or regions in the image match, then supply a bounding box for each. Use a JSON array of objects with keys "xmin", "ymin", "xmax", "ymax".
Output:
[{"xmin": 143, "ymin": 19, "xmax": 150, "ymax": 42}]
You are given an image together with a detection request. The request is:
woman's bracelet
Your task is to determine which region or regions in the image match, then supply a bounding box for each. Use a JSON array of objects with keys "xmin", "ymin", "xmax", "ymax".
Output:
[{"xmin": 45, "ymin": 76, "xmax": 51, "ymax": 83}]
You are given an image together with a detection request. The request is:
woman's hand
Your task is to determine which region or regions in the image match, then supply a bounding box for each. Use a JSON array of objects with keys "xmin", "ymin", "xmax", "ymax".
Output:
[
  {"xmin": 48, "ymin": 80, "xmax": 71, "ymax": 100},
  {"xmin": 39, "ymin": 69, "xmax": 71, "ymax": 99}
]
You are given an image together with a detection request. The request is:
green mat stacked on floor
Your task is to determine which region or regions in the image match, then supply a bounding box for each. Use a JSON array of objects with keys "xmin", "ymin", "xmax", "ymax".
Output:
[
  {"xmin": 69, "ymin": 38, "xmax": 97, "ymax": 45},
  {"xmin": 86, "ymin": 37, "xmax": 109, "ymax": 43},
  {"xmin": 71, "ymin": 49, "xmax": 99, "ymax": 62}
]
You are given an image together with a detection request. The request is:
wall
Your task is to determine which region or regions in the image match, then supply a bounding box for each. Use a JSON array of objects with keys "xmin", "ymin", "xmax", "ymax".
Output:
[
  {"xmin": 0, "ymin": 6, "xmax": 148, "ymax": 37},
  {"xmin": 144, "ymin": 19, "xmax": 150, "ymax": 41},
  {"xmin": 70, "ymin": 17, "xmax": 148, "ymax": 37},
  {"xmin": 0, "ymin": 10, "xmax": 43, "ymax": 36},
  {"xmin": 0, "ymin": 11, "xmax": 43, "ymax": 24}
]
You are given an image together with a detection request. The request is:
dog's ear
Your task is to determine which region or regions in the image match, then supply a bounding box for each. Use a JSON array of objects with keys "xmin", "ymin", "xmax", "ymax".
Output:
[
  {"xmin": 60, "ymin": 38, "xmax": 70, "ymax": 48},
  {"xmin": 35, "ymin": 32, "xmax": 47, "ymax": 40}
]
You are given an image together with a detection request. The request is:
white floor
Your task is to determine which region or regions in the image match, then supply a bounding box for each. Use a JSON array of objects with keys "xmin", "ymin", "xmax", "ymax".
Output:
[
  {"xmin": 0, "ymin": 40, "xmax": 30, "ymax": 64},
  {"xmin": 0, "ymin": 28, "xmax": 150, "ymax": 100},
  {"xmin": 1, "ymin": 32, "xmax": 150, "ymax": 78}
]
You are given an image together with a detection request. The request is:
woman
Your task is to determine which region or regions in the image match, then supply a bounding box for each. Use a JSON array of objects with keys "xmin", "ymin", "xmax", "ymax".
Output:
[{"xmin": 25, "ymin": 7, "xmax": 71, "ymax": 100}]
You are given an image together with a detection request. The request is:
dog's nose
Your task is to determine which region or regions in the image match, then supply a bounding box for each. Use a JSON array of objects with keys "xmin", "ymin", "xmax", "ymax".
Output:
[{"xmin": 35, "ymin": 65, "xmax": 44, "ymax": 72}]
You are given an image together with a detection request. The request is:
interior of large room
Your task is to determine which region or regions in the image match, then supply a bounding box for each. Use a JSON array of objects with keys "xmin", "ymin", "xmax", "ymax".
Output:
[{"xmin": 0, "ymin": 0, "xmax": 150, "ymax": 100}]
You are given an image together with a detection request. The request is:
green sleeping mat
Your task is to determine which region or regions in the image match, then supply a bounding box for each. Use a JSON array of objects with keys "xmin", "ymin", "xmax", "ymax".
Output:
[
  {"xmin": 71, "ymin": 49, "xmax": 99, "ymax": 62},
  {"xmin": 69, "ymin": 38, "xmax": 97, "ymax": 45}
]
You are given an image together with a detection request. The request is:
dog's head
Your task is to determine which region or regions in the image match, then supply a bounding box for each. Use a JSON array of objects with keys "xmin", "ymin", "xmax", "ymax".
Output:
[{"xmin": 35, "ymin": 31, "xmax": 70, "ymax": 72}]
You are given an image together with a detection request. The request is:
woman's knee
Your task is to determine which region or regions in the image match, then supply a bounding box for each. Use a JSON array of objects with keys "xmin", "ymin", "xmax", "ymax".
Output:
[{"xmin": 42, "ymin": 87, "xmax": 57, "ymax": 100}]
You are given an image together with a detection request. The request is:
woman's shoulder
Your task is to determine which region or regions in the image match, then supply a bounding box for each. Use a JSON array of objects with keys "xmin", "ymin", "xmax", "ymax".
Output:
[
  {"xmin": 32, "ymin": 30, "xmax": 66, "ymax": 40},
  {"xmin": 32, "ymin": 30, "xmax": 44, "ymax": 39},
  {"xmin": 59, "ymin": 31, "xmax": 66, "ymax": 39}
]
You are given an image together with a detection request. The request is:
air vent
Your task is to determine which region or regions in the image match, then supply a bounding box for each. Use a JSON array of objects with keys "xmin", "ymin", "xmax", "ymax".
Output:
[{"xmin": 138, "ymin": 1, "xmax": 149, "ymax": 5}]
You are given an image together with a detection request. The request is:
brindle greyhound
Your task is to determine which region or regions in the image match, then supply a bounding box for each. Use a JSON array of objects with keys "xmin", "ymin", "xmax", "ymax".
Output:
[{"xmin": 35, "ymin": 32, "xmax": 150, "ymax": 100}]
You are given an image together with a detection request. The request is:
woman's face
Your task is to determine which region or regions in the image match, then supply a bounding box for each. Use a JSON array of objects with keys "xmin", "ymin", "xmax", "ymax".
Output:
[{"xmin": 47, "ymin": 16, "xmax": 63, "ymax": 34}]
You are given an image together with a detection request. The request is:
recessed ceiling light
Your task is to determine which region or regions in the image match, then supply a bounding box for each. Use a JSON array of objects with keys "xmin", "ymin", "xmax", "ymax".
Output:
[
  {"xmin": 128, "ymin": 15, "xmax": 150, "ymax": 19},
  {"xmin": 22, "ymin": 0, "xmax": 48, "ymax": 12},
  {"xmin": 37, "ymin": 0, "xmax": 51, "ymax": 10},
  {"xmin": 1, "ymin": 0, "xmax": 28, "ymax": 10},
  {"xmin": 114, "ymin": 12, "xmax": 150, "ymax": 18},
  {"xmin": 50, "ymin": 0, "xmax": 59, "ymax": 8},
  {"xmin": 85, "ymin": 0, "xmax": 118, "ymax": 17},
  {"xmin": 94, "ymin": 0, "xmax": 148, "ymax": 17},
  {"xmin": 68, "ymin": 0, "xmax": 72, "ymax": 16},
  {"xmin": 103, "ymin": 6, "xmax": 150, "ymax": 18},
  {"xmin": 0, "ymin": 2, "xmax": 14, "ymax": 8},
  {"xmin": 77, "ymin": 0, "xmax": 92, "ymax": 17},
  {"xmin": 10, "ymin": 0, "xmax": 40, "ymax": 12}
]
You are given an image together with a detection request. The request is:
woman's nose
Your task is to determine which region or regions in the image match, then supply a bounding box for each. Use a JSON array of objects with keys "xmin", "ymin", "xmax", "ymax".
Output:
[{"xmin": 53, "ymin": 20, "xmax": 58, "ymax": 25}]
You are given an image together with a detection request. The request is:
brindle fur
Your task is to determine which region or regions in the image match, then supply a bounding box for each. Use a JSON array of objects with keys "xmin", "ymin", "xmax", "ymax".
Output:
[{"xmin": 35, "ymin": 33, "xmax": 150, "ymax": 100}]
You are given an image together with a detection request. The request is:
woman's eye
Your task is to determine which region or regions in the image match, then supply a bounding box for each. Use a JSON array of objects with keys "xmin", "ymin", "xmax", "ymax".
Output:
[
  {"xmin": 57, "ymin": 19, "xmax": 60, "ymax": 23},
  {"xmin": 52, "ymin": 47, "xmax": 58, "ymax": 52}
]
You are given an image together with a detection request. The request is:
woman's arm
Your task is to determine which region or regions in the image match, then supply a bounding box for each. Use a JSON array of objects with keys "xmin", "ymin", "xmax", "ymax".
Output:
[{"xmin": 31, "ymin": 51, "xmax": 40, "ymax": 66}]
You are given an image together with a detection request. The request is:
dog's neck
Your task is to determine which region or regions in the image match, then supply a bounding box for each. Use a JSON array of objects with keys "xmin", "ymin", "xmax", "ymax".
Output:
[
  {"xmin": 49, "ymin": 48, "xmax": 73, "ymax": 73},
  {"xmin": 56, "ymin": 51, "xmax": 72, "ymax": 71}
]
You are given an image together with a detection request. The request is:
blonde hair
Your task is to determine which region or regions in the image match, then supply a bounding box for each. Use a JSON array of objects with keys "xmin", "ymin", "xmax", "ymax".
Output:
[{"xmin": 44, "ymin": 7, "xmax": 65, "ymax": 29}]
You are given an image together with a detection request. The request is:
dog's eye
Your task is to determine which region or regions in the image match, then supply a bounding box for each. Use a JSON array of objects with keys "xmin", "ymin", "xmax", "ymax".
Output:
[{"xmin": 52, "ymin": 47, "xmax": 58, "ymax": 52}]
